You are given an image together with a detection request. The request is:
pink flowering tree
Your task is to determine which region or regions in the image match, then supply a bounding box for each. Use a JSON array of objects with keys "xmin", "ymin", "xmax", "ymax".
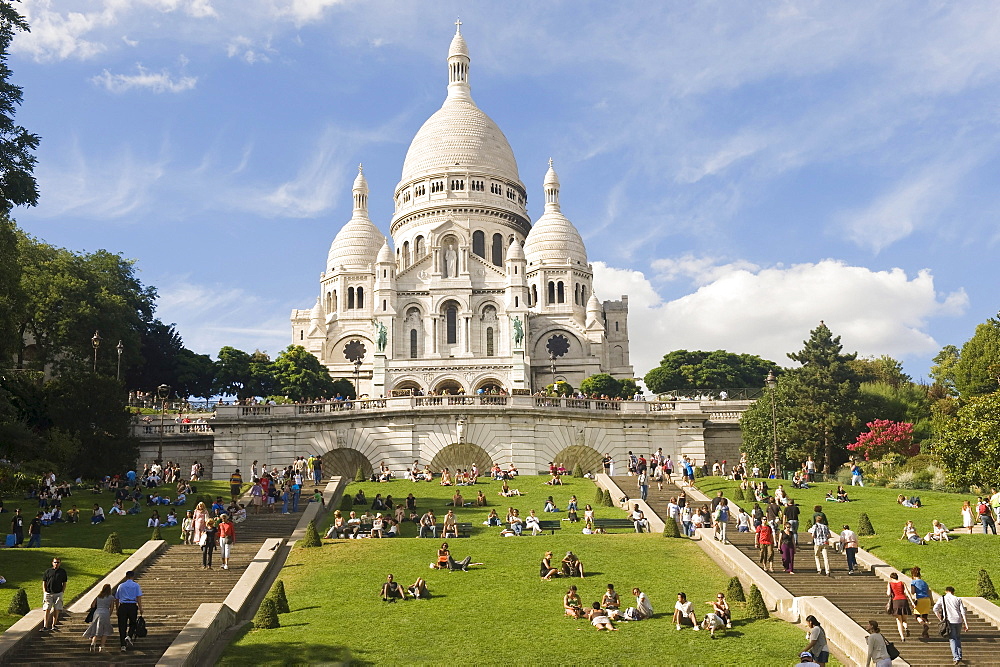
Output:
[{"xmin": 847, "ymin": 419, "xmax": 917, "ymax": 461}]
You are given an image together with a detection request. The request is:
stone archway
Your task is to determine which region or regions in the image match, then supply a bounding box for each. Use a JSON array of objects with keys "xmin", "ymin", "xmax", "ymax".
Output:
[
  {"xmin": 434, "ymin": 378, "xmax": 465, "ymax": 395},
  {"xmin": 474, "ymin": 377, "xmax": 505, "ymax": 394},
  {"xmin": 552, "ymin": 445, "xmax": 603, "ymax": 476},
  {"xmin": 429, "ymin": 443, "xmax": 494, "ymax": 474},
  {"xmin": 321, "ymin": 448, "xmax": 373, "ymax": 480}
]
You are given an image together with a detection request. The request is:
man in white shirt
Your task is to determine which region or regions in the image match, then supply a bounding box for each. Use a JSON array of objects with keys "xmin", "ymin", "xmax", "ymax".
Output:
[
  {"xmin": 808, "ymin": 520, "xmax": 832, "ymax": 576},
  {"xmin": 630, "ymin": 505, "xmax": 650, "ymax": 533},
  {"xmin": 840, "ymin": 525, "xmax": 859, "ymax": 575},
  {"xmin": 673, "ymin": 592, "xmax": 699, "ymax": 631},
  {"xmin": 933, "ymin": 586, "xmax": 969, "ymax": 664},
  {"xmin": 633, "ymin": 587, "xmax": 654, "ymax": 619}
]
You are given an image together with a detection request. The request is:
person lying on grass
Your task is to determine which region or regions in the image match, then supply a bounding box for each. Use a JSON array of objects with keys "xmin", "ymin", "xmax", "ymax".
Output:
[
  {"xmin": 432, "ymin": 542, "xmax": 475, "ymax": 571},
  {"xmin": 381, "ymin": 574, "xmax": 405, "ymax": 603},
  {"xmin": 900, "ymin": 520, "xmax": 924, "ymax": 544},
  {"xmin": 897, "ymin": 494, "xmax": 921, "ymax": 508},
  {"xmin": 407, "ymin": 577, "xmax": 428, "ymax": 600},
  {"xmin": 587, "ymin": 602, "xmax": 618, "ymax": 630}
]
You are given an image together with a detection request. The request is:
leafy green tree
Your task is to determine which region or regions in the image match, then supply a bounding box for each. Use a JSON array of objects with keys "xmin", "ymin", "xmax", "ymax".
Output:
[
  {"xmin": 644, "ymin": 349, "xmax": 778, "ymax": 394},
  {"xmin": 0, "ymin": 1, "xmax": 39, "ymax": 213},
  {"xmin": 933, "ymin": 390, "xmax": 1000, "ymax": 489},
  {"xmin": 850, "ymin": 355, "xmax": 910, "ymax": 388},
  {"xmin": 618, "ymin": 378, "xmax": 639, "ymax": 399},
  {"xmin": 930, "ymin": 344, "xmax": 960, "ymax": 396},
  {"xmin": 0, "ymin": 215, "xmax": 19, "ymax": 360},
  {"xmin": 857, "ymin": 382, "xmax": 933, "ymax": 450},
  {"xmin": 174, "ymin": 348, "xmax": 215, "ymax": 399},
  {"xmin": 272, "ymin": 345, "xmax": 337, "ymax": 402},
  {"xmin": 579, "ymin": 373, "xmax": 622, "ymax": 397},
  {"xmin": 214, "ymin": 347, "xmax": 275, "ymax": 399},
  {"xmin": 331, "ymin": 378, "xmax": 356, "ymax": 399},
  {"xmin": 954, "ymin": 314, "xmax": 1000, "ymax": 398}
]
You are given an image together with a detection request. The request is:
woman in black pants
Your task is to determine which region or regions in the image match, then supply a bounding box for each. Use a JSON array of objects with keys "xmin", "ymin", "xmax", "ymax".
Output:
[{"xmin": 202, "ymin": 518, "xmax": 218, "ymax": 569}]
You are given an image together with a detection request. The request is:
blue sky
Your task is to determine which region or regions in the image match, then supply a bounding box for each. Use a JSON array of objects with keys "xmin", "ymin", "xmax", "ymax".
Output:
[{"xmin": 11, "ymin": 1, "xmax": 1000, "ymax": 382}]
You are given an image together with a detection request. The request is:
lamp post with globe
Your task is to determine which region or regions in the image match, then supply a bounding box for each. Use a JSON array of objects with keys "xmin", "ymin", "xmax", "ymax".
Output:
[{"xmin": 765, "ymin": 370, "xmax": 779, "ymax": 479}]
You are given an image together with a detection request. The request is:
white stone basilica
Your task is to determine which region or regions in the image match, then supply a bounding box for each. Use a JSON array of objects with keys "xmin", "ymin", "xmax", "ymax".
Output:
[{"xmin": 290, "ymin": 25, "xmax": 633, "ymax": 396}]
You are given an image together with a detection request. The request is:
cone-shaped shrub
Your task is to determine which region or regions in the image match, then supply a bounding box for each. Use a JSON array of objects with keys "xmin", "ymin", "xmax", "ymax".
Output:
[
  {"xmin": 151, "ymin": 525, "xmax": 162, "ymax": 541},
  {"xmin": 663, "ymin": 519, "xmax": 681, "ymax": 538},
  {"xmin": 300, "ymin": 520, "xmax": 322, "ymax": 548},
  {"xmin": 733, "ymin": 488, "xmax": 745, "ymax": 502},
  {"xmin": 746, "ymin": 584, "xmax": 768, "ymax": 619},
  {"xmin": 253, "ymin": 597, "xmax": 280, "ymax": 629},
  {"xmin": 103, "ymin": 532, "xmax": 123, "ymax": 554},
  {"xmin": 726, "ymin": 576, "xmax": 746, "ymax": 602},
  {"xmin": 858, "ymin": 513, "xmax": 875, "ymax": 536},
  {"xmin": 602, "ymin": 489, "xmax": 614, "ymax": 507},
  {"xmin": 7, "ymin": 588, "xmax": 29, "ymax": 615},
  {"xmin": 354, "ymin": 467, "xmax": 366, "ymax": 482},
  {"xmin": 978, "ymin": 570, "xmax": 998, "ymax": 600},
  {"xmin": 268, "ymin": 580, "xmax": 291, "ymax": 613},
  {"xmin": 572, "ymin": 463, "xmax": 584, "ymax": 478},
  {"xmin": 594, "ymin": 487, "xmax": 606, "ymax": 505},
  {"xmin": 339, "ymin": 494, "xmax": 353, "ymax": 512}
]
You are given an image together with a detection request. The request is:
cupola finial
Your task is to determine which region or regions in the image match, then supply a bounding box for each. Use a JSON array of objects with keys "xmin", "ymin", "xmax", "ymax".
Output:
[
  {"xmin": 447, "ymin": 20, "xmax": 471, "ymax": 99},
  {"xmin": 353, "ymin": 163, "xmax": 369, "ymax": 215},
  {"xmin": 544, "ymin": 158, "xmax": 560, "ymax": 212}
]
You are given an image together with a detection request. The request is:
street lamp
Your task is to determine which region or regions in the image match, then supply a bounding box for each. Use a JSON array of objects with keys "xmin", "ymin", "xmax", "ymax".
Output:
[
  {"xmin": 116, "ymin": 340, "xmax": 124, "ymax": 381},
  {"xmin": 353, "ymin": 359, "xmax": 362, "ymax": 400},
  {"xmin": 157, "ymin": 383, "xmax": 171, "ymax": 464},
  {"xmin": 765, "ymin": 370, "xmax": 779, "ymax": 480},
  {"xmin": 91, "ymin": 331, "xmax": 102, "ymax": 372}
]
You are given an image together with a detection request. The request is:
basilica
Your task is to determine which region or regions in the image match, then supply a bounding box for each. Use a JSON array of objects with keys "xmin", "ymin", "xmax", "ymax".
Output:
[{"xmin": 290, "ymin": 25, "xmax": 633, "ymax": 396}]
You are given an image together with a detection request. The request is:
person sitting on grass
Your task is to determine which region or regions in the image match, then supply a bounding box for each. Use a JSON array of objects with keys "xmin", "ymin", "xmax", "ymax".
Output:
[
  {"xmin": 91, "ymin": 504, "xmax": 105, "ymax": 524},
  {"xmin": 499, "ymin": 481, "xmax": 523, "ymax": 497},
  {"xmin": 439, "ymin": 468, "xmax": 453, "ymax": 486},
  {"xmin": 545, "ymin": 473, "xmax": 563, "ymax": 486},
  {"xmin": 407, "ymin": 577, "xmax": 428, "ymax": 600},
  {"xmin": 452, "ymin": 491, "xmax": 464, "ymax": 508},
  {"xmin": 483, "ymin": 508, "xmax": 501, "ymax": 526},
  {"xmin": 544, "ymin": 496, "xmax": 560, "ymax": 512},
  {"xmin": 165, "ymin": 509, "xmax": 178, "ymax": 526},
  {"xmin": 925, "ymin": 519, "xmax": 951, "ymax": 542},
  {"xmin": 564, "ymin": 585, "xmax": 584, "ymax": 618},
  {"xmin": 507, "ymin": 508, "xmax": 524, "ymax": 536},
  {"xmin": 673, "ymin": 592, "xmax": 699, "ymax": 631},
  {"xmin": 701, "ymin": 610, "xmax": 726, "ymax": 638},
  {"xmin": 67, "ymin": 506, "xmax": 79, "ymax": 523},
  {"xmin": 588, "ymin": 602, "xmax": 618, "ymax": 631},
  {"xmin": 708, "ymin": 592, "xmax": 732, "ymax": 628},
  {"xmin": 441, "ymin": 509, "xmax": 458, "ymax": 538},
  {"xmin": 824, "ymin": 491, "xmax": 837, "ymax": 502},
  {"xmin": 897, "ymin": 494, "xmax": 922, "ymax": 508},
  {"xmin": 836, "ymin": 486, "xmax": 851, "ymax": 502},
  {"xmin": 475, "ymin": 491, "xmax": 487, "ymax": 507},
  {"xmin": 174, "ymin": 490, "xmax": 187, "ymax": 506},
  {"xmin": 633, "ymin": 587, "xmax": 654, "ymax": 619},
  {"xmin": 900, "ymin": 520, "xmax": 924, "ymax": 544},
  {"xmin": 540, "ymin": 551, "xmax": 559, "ymax": 580},
  {"xmin": 108, "ymin": 500, "xmax": 126, "ymax": 516},
  {"xmin": 353, "ymin": 490, "xmax": 366, "ymax": 506},
  {"xmin": 381, "ymin": 574, "xmax": 405, "ymax": 603},
  {"xmin": 602, "ymin": 584, "xmax": 620, "ymax": 611},
  {"xmin": 561, "ymin": 551, "xmax": 584, "ymax": 578},
  {"xmin": 147, "ymin": 511, "xmax": 161, "ymax": 528}
]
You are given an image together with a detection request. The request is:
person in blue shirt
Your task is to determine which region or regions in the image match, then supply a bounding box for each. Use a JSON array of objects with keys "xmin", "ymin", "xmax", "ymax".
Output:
[
  {"xmin": 910, "ymin": 566, "xmax": 932, "ymax": 640},
  {"xmin": 114, "ymin": 571, "xmax": 144, "ymax": 652}
]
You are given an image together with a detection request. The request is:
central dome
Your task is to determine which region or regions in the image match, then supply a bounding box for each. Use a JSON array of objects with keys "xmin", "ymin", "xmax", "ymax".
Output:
[{"xmin": 400, "ymin": 99, "xmax": 520, "ymax": 185}]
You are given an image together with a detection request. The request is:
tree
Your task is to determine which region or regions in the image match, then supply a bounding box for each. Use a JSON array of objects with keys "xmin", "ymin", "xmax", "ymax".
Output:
[
  {"xmin": 857, "ymin": 382, "xmax": 933, "ymax": 451},
  {"xmin": 930, "ymin": 344, "xmax": 960, "ymax": 396},
  {"xmin": 0, "ymin": 215, "xmax": 20, "ymax": 360},
  {"xmin": 579, "ymin": 373, "xmax": 621, "ymax": 398},
  {"xmin": 618, "ymin": 378, "xmax": 639, "ymax": 399},
  {"xmin": 644, "ymin": 349, "xmax": 778, "ymax": 394},
  {"xmin": 331, "ymin": 378, "xmax": 356, "ymax": 400},
  {"xmin": 954, "ymin": 314, "xmax": 1000, "ymax": 398},
  {"xmin": 0, "ymin": 1, "xmax": 39, "ymax": 213},
  {"xmin": 214, "ymin": 347, "xmax": 275, "ymax": 399},
  {"xmin": 933, "ymin": 390, "xmax": 1000, "ymax": 489},
  {"xmin": 850, "ymin": 355, "xmax": 910, "ymax": 388},
  {"xmin": 847, "ymin": 419, "xmax": 917, "ymax": 461},
  {"xmin": 272, "ymin": 345, "xmax": 337, "ymax": 402}
]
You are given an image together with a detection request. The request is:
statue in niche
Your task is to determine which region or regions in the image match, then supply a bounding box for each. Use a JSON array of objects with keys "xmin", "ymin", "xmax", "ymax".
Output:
[
  {"xmin": 373, "ymin": 319, "xmax": 387, "ymax": 353},
  {"xmin": 444, "ymin": 244, "xmax": 458, "ymax": 278},
  {"xmin": 512, "ymin": 316, "xmax": 524, "ymax": 348}
]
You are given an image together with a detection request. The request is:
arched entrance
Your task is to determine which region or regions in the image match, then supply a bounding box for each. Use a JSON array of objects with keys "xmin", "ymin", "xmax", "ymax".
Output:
[
  {"xmin": 391, "ymin": 380, "xmax": 422, "ymax": 396},
  {"xmin": 474, "ymin": 378, "xmax": 505, "ymax": 394},
  {"xmin": 434, "ymin": 378, "xmax": 465, "ymax": 395},
  {"xmin": 321, "ymin": 448, "xmax": 374, "ymax": 480},
  {"xmin": 429, "ymin": 443, "xmax": 494, "ymax": 474},
  {"xmin": 552, "ymin": 445, "xmax": 603, "ymax": 477}
]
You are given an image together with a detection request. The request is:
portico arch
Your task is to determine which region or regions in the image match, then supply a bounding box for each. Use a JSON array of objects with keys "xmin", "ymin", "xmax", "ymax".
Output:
[
  {"xmin": 430, "ymin": 442, "xmax": 494, "ymax": 474},
  {"xmin": 434, "ymin": 378, "xmax": 465, "ymax": 394},
  {"xmin": 552, "ymin": 445, "xmax": 603, "ymax": 477},
  {"xmin": 320, "ymin": 448, "xmax": 374, "ymax": 480},
  {"xmin": 474, "ymin": 377, "xmax": 505, "ymax": 394}
]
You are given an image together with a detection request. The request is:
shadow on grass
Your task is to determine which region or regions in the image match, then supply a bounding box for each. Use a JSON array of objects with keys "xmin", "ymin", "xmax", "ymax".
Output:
[{"xmin": 221, "ymin": 641, "xmax": 355, "ymax": 666}]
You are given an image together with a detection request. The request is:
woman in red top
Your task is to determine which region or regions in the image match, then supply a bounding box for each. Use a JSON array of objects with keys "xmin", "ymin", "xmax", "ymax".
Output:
[
  {"xmin": 886, "ymin": 571, "xmax": 912, "ymax": 641},
  {"xmin": 217, "ymin": 515, "xmax": 236, "ymax": 570}
]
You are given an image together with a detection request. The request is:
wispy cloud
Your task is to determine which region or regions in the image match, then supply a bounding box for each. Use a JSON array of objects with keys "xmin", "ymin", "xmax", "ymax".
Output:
[{"xmin": 92, "ymin": 64, "xmax": 197, "ymax": 93}]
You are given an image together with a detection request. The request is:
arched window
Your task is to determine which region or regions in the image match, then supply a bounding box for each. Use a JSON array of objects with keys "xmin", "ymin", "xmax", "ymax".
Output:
[
  {"xmin": 486, "ymin": 327, "xmax": 494, "ymax": 356},
  {"xmin": 347, "ymin": 287, "xmax": 355, "ymax": 309},
  {"xmin": 402, "ymin": 241, "xmax": 410, "ymax": 268},
  {"xmin": 514, "ymin": 296, "xmax": 519, "ymax": 307},
  {"xmin": 581, "ymin": 285, "xmax": 587, "ymax": 303},
  {"xmin": 356, "ymin": 287, "xmax": 364, "ymax": 309},
  {"xmin": 415, "ymin": 236, "xmax": 424, "ymax": 258},
  {"xmin": 410, "ymin": 329, "xmax": 418, "ymax": 358},
  {"xmin": 299, "ymin": 330, "xmax": 304, "ymax": 340},
  {"xmin": 446, "ymin": 306, "xmax": 458, "ymax": 344},
  {"xmin": 491, "ymin": 233, "xmax": 503, "ymax": 266},
  {"xmin": 557, "ymin": 282, "xmax": 565, "ymax": 304},
  {"xmin": 332, "ymin": 289, "xmax": 338, "ymax": 311},
  {"xmin": 472, "ymin": 230, "xmax": 485, "ymax": 258},
  {"xmin": 574, "ymin": 283, "xmax": 580, "ymax": 305},
  {"xmin": 547, "ymin": 281, "xmax": 555, "ymax": 304},
  {"xmin": 615, "ymin": 321, "xmax": 619, "ymax": 332},
  {"xmin": 531, "ymin": 284, "xmax": 538, "ymax": 306},
  {"xmin": 382, "ymin": 299, "xmax": 387, "ymax": 311}
]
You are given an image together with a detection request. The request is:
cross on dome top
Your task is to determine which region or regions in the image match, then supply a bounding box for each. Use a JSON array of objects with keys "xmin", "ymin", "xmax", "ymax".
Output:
[{"xmin": 455, "ymin": 17, "xmax": 462, "ymax": 33}]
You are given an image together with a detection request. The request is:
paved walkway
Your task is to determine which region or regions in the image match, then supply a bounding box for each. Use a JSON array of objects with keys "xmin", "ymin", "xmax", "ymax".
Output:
[
  {"xmin": 611, "ymin": 475, "xmax": 1000, "ymax": 667},
  {"xmin": 4, "ymin": 503, "xmax": 305, "ymax": 665}
]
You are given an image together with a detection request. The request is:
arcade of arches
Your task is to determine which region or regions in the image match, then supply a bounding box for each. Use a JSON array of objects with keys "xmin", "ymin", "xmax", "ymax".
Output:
[{"xmin": 429, "ymin": 443, "xmax": 494, "ymax": 474}]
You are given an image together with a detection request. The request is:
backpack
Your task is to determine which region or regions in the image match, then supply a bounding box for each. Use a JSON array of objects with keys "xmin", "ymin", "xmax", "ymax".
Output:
[
  {"xmin": 717, "ymin": 506, "xmax": 729, "ymax": 522},
  {"xmin": 979, "ymin": 502, "xmax": 989, "ymax": 516}
]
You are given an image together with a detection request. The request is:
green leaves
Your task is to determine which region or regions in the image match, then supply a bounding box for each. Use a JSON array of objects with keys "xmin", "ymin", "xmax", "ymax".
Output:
[
  {"xmin": 271, "ymin": 345, "xmax": 338, "ymax": 402},
  {"xmin": 644, "ymin": 349, "xmax": 778, "ymax": 394},
  {"xmin": 954, "ymin": 315, "xmax": 1000, "ymax": 399}
]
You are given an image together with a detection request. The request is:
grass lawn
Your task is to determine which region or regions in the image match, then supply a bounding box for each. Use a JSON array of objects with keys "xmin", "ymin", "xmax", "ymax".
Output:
[
  {"xmin": 221, "ymin": 475, "xmax": 825, "ymax": 667},
  {"xmin": 696, "ymin": 476, "xmax": 997, "ymax": 596},
  {"xmin": 0, "ymin": 479, "xmax": 235, "ymax": 631}
]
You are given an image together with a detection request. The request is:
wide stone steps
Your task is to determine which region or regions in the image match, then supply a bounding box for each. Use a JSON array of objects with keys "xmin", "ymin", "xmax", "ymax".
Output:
[
  {"xmin": 3, "ymin": 506, "xmax": 305, "ymax": 665},
  {"xmin": 609, "ymin": 475, "xmax": 1000, "ymax": 667}
]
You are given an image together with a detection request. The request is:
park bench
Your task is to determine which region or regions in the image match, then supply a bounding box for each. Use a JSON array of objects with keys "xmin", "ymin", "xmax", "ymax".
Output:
[{"xmin": 592, "ymin": 518, "xmax": 638, "ymax": 533}]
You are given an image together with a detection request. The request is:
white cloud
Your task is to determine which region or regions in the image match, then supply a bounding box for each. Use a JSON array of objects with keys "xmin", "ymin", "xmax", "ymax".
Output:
[
  {"xmin": 92, "ymin": 64, "xmax": 197, "ymax": 93},
  {"xmin": 274, "ymin": 0, "xmax": 346, "ymax": 25},
  {"xmin": 652, "ymin": 254, "xmax": 759, "ymax": 286},
  {"xmin": 593, "ymin": 259, "xmax": 968, "ymax": 377},
  {"xmin": 226, "ymin": 35, "xmax": 274, "ymax": 64}
]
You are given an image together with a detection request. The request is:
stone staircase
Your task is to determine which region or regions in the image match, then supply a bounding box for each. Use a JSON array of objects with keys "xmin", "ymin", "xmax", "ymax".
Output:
[
  {"xmin": 3, "ymin": 506, "xmax": 305, "ymax": 665},
  {"xmin": 611, "ymin": 475, "xmax": 1000, "ymax": 667}
]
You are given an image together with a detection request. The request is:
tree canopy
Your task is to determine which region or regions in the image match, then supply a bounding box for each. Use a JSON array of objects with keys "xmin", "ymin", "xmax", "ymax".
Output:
[
  {"xmin": 272, "ymin": 345, "xmax": 337, "ymax": 402},
  {"xmin": 953, "ymin": 314, "xmax": 1000, "ymax": 398},
  {"xmin": 644, "ymin": 349, "xmax": 778, "ymax": 394},
  {"xmin": 933, "ymin": 390, "xmax": 1000, "ymax": 489}
]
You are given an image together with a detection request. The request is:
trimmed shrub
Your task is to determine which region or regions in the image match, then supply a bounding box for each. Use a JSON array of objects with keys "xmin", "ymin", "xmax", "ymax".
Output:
[
  {"xmin": 7, "ymin": 588, "xmax": 29, "ymax": 615},
  {"xmin": 268, "ymin": 580, "xmax": 290, "ymax": 613},
  {"xmin": 354, "ymin": 467, "xmax": 366, "ymax": 483},
  {"xmin": 339, "ymin": 494, "xmax": 353, "ymax": 512},
  {"xmin": 594, "ymin": 487, "xmax": 606, "ymax": 506},
  {"xmin": 253, "ymin": 597, "xmax": 280, "ymax": 629},
  {"xmin": 732, "ymin": 488, "xmax": 745, "ymax": 502},
  {"xmin": 726, "ymin": 576, "xmax": 746, "ymax": 602},
  {"xmin": 978, "ymin": 570, "xmax": 998, "ymax": 600},
  {"xmin": 572, "ymin": 463, "xmax": 584, "ymax": 478},
  {"xmin": 663, "ymin": 519, "xmax": 681, "ymax": 538},
  {"xmin": 300, "ymin": 520, "xmax": 322, "ymax": 548},
  {"xmin": 103, "ymin": 532, "xmax": 123, "ymax": 554},
  {"xmin": 858, "ymin": 513, "xmax": 875, "ymax": 536},
  {"xmin": 746, "ymin": 584, "xmax": 768, "ymax": 619},
  {"xmin": 151, "ymin": 525, "xmax": 162, "ymax": 541},
  {"xmin": 602, "ymin": 489, "xmax": 615, "ymax": 508}
]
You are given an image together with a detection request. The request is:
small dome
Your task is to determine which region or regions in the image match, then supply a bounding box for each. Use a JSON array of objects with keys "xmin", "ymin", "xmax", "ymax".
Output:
[
  {"xmin": 377, "ymin": 240, "xmax": 393, "ymax": 264},
  {"xmin": 449, "ymin": 30, "xmax": 469, "ymax": 58},
  {"xmin": 524, "ymin": 210, "xmax": 588, "ymax": 266},
  {"xmin": 543, "ymin": 158, "xmax": 559, "ymax": 188},
  {"xmin": 311, "ymin": 297, "xmax": 323, "ymax": 321},
  {"xmin": 586, "ymin": 293, "xmax": 601, "ymax": 313},
  {"xmin": 327, "ymin": 218, "xmax": 385, "ymax": 272},
  {"xmin": 507, "ymin": 237, "xmax": 524, "ymax": 261}
]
